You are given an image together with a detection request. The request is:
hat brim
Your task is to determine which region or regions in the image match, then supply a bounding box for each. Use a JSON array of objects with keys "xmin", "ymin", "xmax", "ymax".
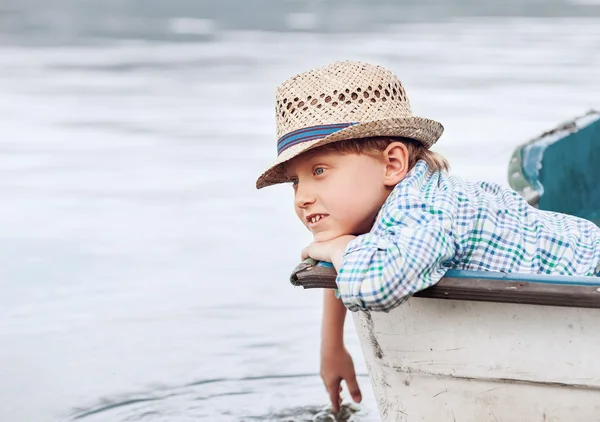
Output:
[{"xmin": 256, "ymin": 116, "xmax": 443, "ymax": 189}]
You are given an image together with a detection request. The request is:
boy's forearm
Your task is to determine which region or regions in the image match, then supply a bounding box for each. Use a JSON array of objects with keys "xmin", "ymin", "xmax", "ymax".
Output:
[
  {"xmin": 321, "ymin": 289, "xmax": 347, "ymax": 350},
  {"xmin": 337, "ymin": 229, "xmax": 455, "ymax": 312}
]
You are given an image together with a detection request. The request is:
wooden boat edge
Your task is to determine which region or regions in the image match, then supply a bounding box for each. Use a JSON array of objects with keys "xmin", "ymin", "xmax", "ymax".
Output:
[{"xmin": 290, "ymin": 261, "xmax": 600, "ymax": 309}]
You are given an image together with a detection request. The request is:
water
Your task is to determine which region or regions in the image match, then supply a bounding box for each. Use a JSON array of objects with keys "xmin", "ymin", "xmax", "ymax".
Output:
[{"xmin": 1, "ymin": 2, "xmax": 600, "ymax": 421}]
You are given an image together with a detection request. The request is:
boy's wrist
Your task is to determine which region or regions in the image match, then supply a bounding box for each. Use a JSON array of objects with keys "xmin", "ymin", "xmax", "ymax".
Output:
[{"xmin": 321, "ymin": 337, "xmax": 345, "ymax": 354}]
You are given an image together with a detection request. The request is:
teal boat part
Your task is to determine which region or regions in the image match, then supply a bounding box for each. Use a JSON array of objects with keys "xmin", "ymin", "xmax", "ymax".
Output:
[{"xmin": 508, "ymin": 110, "xmax": 600, "ymax": 225}]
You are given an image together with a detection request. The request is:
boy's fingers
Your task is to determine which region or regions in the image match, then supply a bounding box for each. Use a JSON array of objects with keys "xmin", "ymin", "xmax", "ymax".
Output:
[
  {"xmin": 301, "ymin": 245, "xmax": 311, "ymax": 260},
  {"xmin": 345, "ymin": 377, "xmax": 362, "ymax": 403},
  {"xmin": 328, "ymin": 382, "xmax": 341, "ymax": 413}
]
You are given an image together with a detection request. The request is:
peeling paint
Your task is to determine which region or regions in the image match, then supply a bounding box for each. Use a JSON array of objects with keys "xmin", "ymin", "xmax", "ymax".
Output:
[
  {"xmin": 433, "ymin": 389, "xmax": 447, "ymax": 398},
  {"xmin": 363, "ymin": 310, "xmax": 384, "ymax": 359},
  {"xmin": 392, "ymin": 365, "xmax": 600, "ymax": 392}
]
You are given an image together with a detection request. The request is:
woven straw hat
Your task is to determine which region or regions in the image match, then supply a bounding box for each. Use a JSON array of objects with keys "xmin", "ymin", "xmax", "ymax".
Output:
[{"xmin": 256, "ymin": 61, "xmax": 444, "ymax": 189}]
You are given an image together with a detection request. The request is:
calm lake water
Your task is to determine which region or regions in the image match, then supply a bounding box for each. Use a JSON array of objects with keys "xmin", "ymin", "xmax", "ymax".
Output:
[{"xmin": 1, "ymin": 2, "xmax": 600, "ymax": 421}]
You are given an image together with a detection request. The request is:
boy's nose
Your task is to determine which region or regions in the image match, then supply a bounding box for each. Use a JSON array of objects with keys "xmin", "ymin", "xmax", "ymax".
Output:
[{"xmin": 294, "ymin": 184, "xmax": 316, "ymax": 208}]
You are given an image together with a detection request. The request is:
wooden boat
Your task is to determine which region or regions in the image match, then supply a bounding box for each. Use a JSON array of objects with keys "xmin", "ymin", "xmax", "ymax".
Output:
[
  {"xmin": 508, "ymin": 109, "xmax": 600, "ymax": 224},
  {"xmin": 290, "ymin": 111, "xmax": 600, "ymax": 421}
]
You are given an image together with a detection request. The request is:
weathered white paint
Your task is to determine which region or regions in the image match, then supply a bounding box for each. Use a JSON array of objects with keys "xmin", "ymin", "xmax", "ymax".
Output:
[{"xmin": 352, "ymin": 298, "xmax": 600, "ymax": 421}]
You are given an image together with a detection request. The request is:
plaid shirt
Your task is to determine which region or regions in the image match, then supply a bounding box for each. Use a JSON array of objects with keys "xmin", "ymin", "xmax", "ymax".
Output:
[{"xmin": 337, "ymin": 160, "xmax": 600, "ymax": 312}]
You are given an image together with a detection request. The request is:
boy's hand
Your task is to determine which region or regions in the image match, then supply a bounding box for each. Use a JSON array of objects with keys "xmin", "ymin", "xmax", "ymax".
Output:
[
  {"xmin": 321, "ymin": 344, "xmax": 362, "ymax": 412},
  {"xmin": 301, "ymin": 235, "xmax": 356, "ymax": 271}
]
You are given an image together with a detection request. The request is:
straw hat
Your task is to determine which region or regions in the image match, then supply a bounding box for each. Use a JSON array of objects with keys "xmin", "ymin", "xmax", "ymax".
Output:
[{"xmin": 256, "ymin": 61, "xmax": 444, "ymax": 189}]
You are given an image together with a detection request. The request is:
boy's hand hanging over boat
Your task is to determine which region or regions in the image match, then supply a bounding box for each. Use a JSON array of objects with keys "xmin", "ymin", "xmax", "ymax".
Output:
[{"xmin": 320, "ymin": 301, "xmax": 362, "ymax": 413}]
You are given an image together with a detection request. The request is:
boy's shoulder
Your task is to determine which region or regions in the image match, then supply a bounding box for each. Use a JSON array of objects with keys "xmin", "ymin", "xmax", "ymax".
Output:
[
  {"xmin": 378, "ymin": 161, "xmax": 456, "ymax": 216},
  {"xmin": 382, "ymin": 160, "xmax": 528, "ymax": 217},
  {"xmin": 392, "ymin": 160, "xmax": 455, "ymax": 199}
]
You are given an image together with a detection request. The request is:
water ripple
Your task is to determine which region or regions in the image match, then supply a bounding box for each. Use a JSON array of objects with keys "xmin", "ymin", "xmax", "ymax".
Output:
[{"xmin": 69, "ymin": 374, "xmax": 373, "ymax": 422}]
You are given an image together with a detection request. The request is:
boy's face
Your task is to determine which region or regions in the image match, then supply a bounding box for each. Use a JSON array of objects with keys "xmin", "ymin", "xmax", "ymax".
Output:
[{"xmin": 285, "ymin": 148, "xmax": 392, "ymax": 242}]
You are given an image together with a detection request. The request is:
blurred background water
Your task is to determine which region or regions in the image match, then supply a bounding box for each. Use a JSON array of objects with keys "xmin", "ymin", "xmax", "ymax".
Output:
[{"xmin": 1, "ymin": 1, "xmax": 599, "ymax": 421}]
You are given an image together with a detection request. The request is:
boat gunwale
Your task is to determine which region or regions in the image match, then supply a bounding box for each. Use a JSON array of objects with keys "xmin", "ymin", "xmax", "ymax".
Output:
[{"xmin": 290, "ymin": 261, "xmax": 600, "ymax": 309}]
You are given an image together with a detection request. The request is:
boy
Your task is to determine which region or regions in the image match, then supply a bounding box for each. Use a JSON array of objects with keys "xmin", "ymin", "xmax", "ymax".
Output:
[{"xmin": 256, "ymin": 61, "xmax": 600, "ymax": 412}]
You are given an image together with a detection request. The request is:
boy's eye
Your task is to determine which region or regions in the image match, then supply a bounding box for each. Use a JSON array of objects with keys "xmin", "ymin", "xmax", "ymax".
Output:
[
  {"xmin": 290, "ymin": 177, "xmax": 298, "ymax": 186},
  {"xmin": 314, "ymin": 167, "xmax": 325, "ymax": 176}
]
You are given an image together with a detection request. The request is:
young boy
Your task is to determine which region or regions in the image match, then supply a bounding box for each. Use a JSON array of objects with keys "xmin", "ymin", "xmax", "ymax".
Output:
[{"xmin": 256, "ymin": 61, "xmax": 600, "ymax": 412}]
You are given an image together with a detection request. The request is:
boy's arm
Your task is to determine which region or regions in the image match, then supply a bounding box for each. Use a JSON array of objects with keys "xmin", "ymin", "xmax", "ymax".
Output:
[
  {"xmin": 320, "ymin": 289, "xmax": 362, "ymax": 412},
  {"xmin": 321, "ymin": 289, "xmax": 346, "ymax": 350},
  {"xmin": 337, "ymin": 209, "xmax": 456, "ymax": 312}
]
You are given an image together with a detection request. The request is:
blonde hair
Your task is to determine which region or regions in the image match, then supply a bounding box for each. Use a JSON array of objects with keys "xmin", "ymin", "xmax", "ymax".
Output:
[{"xmin": 319, "ymin": 136, "xmax": 449, "ymax": 173}]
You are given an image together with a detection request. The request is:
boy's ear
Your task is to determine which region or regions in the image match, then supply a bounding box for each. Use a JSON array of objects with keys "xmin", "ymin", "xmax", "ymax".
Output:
[{"xmin": 383, "ymin": 142, "xmax": 409, "ymax": 187}]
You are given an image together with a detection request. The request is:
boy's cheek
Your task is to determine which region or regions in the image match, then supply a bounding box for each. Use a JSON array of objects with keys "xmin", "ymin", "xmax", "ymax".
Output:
[{"xmin": 294, "ymin": 207, "xmax": 306, "ymax": 226}]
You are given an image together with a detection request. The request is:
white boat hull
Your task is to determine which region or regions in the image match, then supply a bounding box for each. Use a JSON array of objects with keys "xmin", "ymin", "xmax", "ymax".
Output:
[{"xmin": 352, "ymin": 298, "xmax": 600, "ymax": 421}]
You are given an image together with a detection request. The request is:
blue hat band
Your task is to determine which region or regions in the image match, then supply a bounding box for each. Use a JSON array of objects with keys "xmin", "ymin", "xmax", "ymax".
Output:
[{"xmin": 277, "ymin": 122, "xmax": 358, "ymax": 155}]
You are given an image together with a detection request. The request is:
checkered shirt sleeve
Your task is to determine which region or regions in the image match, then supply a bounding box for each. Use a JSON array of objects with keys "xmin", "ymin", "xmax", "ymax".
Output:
[{"xmin": 336, "ymin": 203, "xmax": 455, "ymax": 312}]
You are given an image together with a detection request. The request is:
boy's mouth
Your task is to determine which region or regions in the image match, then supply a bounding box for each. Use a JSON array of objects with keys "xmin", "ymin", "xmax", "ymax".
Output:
[{"xmin": 306, "ymin": 213, "xmax": 329, "ymax": 227}]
